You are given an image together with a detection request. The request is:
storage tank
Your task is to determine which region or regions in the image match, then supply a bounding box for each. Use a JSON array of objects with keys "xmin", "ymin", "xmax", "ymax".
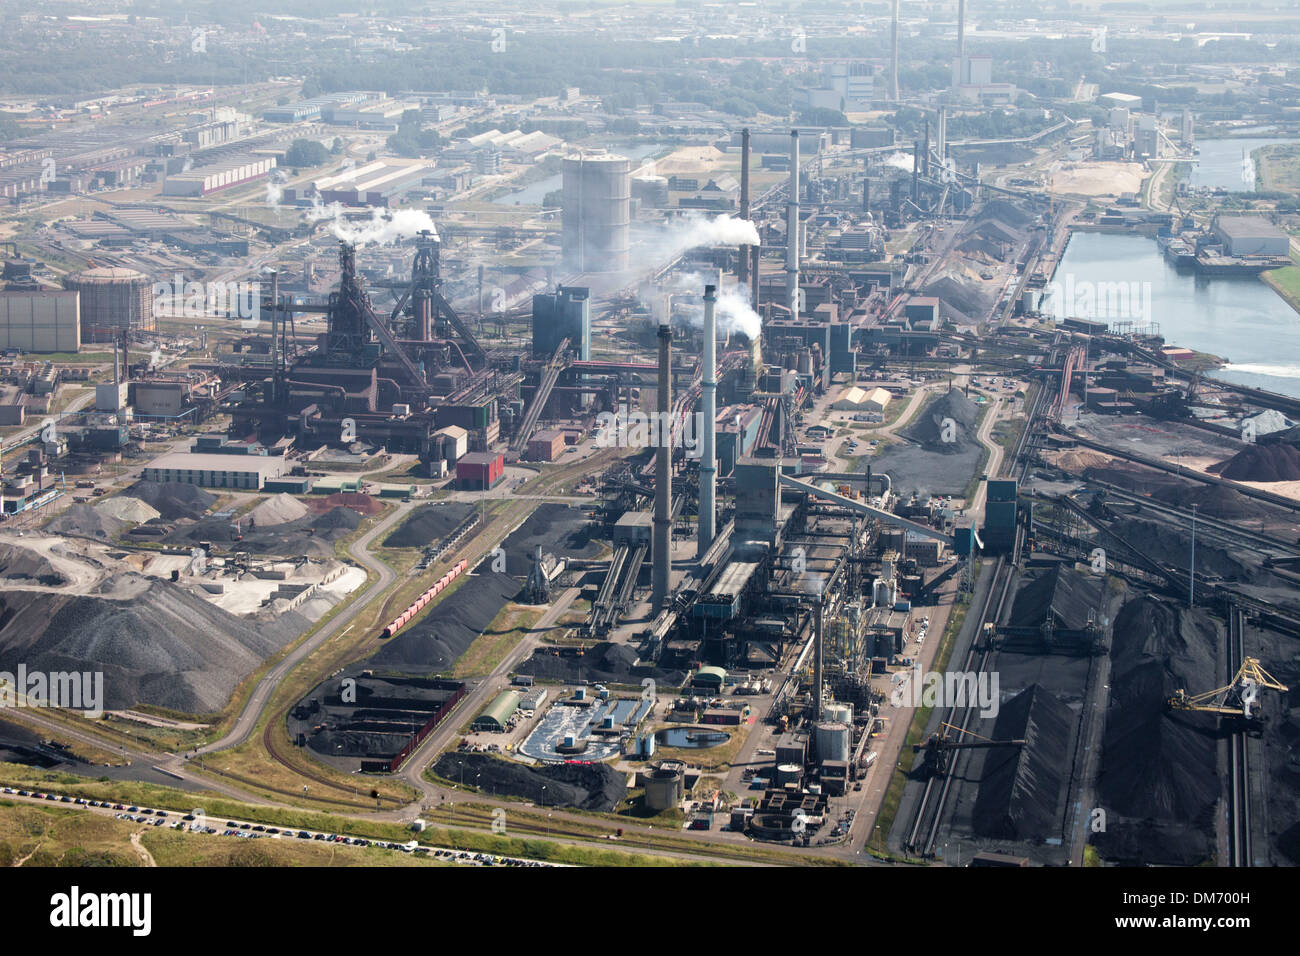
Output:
[
  {"xmin": 815, "ymin": 721, "xmax": 851, "ymax": 763},
  {"xmin": 64, "ymin": 266, "xmax": 155, "ymax": 343},
  {"xmin": 825, "ymin": 703, "xmax": 854, "ymax": 725},
  {"xmin": 645, "ymin": 766, "xmax": 684, "ymax": 811},
  {"xmin": 562, "ymin": 153, "xmax": 631, "ymax": 273},
  {"xmin": 775, "ymin": 763, "xmax": 804, "ymax": 787}
]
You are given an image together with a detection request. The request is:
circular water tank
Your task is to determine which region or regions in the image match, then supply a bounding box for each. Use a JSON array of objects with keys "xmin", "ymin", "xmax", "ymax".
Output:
[
  {"xmin": 562, "ymin": 153, "xmax": 631, "ymax": 273},
  {"xmin": 775, "ymin": 763, "xmax": 804, "ymax": 787},
  {"xmin": 645, "ymin": 767, "xmax": 684, "ymax": 811},
  {"xmin": 65, "ymin": 265, "xmax": 155, "ymax": 343},
  {"xmin": 816, "ymin": 721, "xmax": 852, "ymax": 763},
  {"xmin": 825, "ymin": 703, "xmax": 854, "ymax": 725}
]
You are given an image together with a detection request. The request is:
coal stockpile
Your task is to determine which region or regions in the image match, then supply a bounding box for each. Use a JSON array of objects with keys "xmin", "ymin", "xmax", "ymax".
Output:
[
  {"xmin": 1152, "ymin": 482, "xmax": 1274, "ymax": 522},
  {"xmin": 971, "ymin": 685, "xmax": 1072, "ymax": 842},
  {"xmin": 0, "ymin": 580, "xmax": 301, "ymax": 714},
  {"xmin": 481, "ymin": 504, "xmax": 601, "ymax": 576},
  {"xmin": 869, "ymin": 389, "xmax": 984, "ymax": 495},
  {"xmin": 1083, "ymin": 462, "xmax": 1182, "ymax": 496},
  {"xmin": 292, "ymin": 674, "xmax": 464, "ymax": 765},
  {"xmin": 124, "ymin": 481, "xmax": 216, "ymax": 521},
  {"xmin": 1008, "ymin": 564, "xmax": 1102, "ymax": 631},
  {"xmin": 1111, "ymin": 517, "xmax": 1251, "ymax": 582},
  {"xmin": 1093, "ymin": 596, "xmax": 1219, "ymax": 866},
  {"xmin": 0, "ymin": 545, "xmax": 66, "ymax": 587},
  {"xmin": 432, "ymin": 751, "xmax": 627, "ymax": 812},
  {"xmin": 383, "ymin": 503, "xmax": 476, "ymax": 549},
  {"xmin": 369, "ymin": 571, "xmax": 520, "ymax": 674},
  {"xmin": 1210, "ymin": 443, "xmax": 1300, "ymax": 482},
  {"xmin": 516, "ymin": 641, "xmax": 686, "ymax": 687}
]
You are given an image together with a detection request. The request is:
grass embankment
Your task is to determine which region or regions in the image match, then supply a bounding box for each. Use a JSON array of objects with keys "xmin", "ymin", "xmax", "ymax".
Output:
[
  {"xmin": 1263, "ymin": 247, "xmax": 1300, "ymax": 316},
  {"xmin": 452, "ymin": 603, "xmax": 546, "ymax": 678}
]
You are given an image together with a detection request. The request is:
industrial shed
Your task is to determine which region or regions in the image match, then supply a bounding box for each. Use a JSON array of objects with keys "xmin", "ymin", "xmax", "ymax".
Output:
[{"xmin": 472, "ymin": 690, "xmax": 521, "ymax": 732}]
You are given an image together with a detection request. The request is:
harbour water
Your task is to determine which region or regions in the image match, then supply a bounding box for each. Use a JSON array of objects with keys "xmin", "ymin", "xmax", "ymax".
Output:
[
  {"xmin": 1051, "ymin": 231, "xmax": 1300, "ymax": 398},
  {"xmin": 1186, "ymin": 137, "xmax": 1300, "ymax": 192}
]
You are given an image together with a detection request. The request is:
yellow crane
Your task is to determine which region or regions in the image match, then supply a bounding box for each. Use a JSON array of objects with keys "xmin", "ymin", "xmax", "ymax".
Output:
[{"xmin": 1167, "ymin": 658, "xmax": 1288, "ymax": 719}]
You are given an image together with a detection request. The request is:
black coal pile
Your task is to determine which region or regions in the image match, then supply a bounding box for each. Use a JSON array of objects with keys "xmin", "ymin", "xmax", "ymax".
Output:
[
  {"xmin": 1083, "ymin": 462, "xmax": 1183, "ymax": 496},
  {"xmin": 0, "ymin": 580, "xmax": 300, "ymax": 714},
  {"xmin": 1111, "ymin": 517, "xmax": 1251, "ymax": 582},
  {"xmin": 0, "ymin": 545, "xmax": 67, "ymax": 586},
  {"xmin": 383, "ymin": 503, "xmax": 476, "ymax": 549},
  {"xmin": 1093, "ymin": 596, "xmax": 1219, "ymax": 866},
  {"xmin": 971, "ymin": 685, "xmax": 1072, "ymax": 842},
  {"xmin": 516, "ymin": 641, "xmax": 686, "ymax": 687},
  {"xmin": 479, "ymin": 504, "xmax": 601, "ymax": 575},
  {"xmin": 369, "ymin": 571, "xmax": 520, "ymax": 674},
  {"xmin": 1152, "ymin": 482, "xmax": 1273, "ymax": 522},
  {"xmin": 432, "ymin": 751, "xmax": 627, "ymax": 812},
  {"xmin": 900, "ymin": 389, "xmax": 980, "ymax": 454},
  {"xmin": 1211, "ymin": 443, "xmax": 1300, "ymax": 482},
  {"xmin": 124, "ymin": 481, "xmax": 216, "ymax": 521},
  {"xmin": 1008, "ymin": 564, "xmax": 1103, "ymax": 631}
]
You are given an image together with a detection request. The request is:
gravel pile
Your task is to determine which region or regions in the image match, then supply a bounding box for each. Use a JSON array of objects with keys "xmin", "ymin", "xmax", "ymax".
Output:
[
  {"xmin": 247, "ymin": 493, "xmax": 310, "ymax": 527},
  {"xmin": 124, "ymin": 481, "xmax": 216, "ymax": 521},
  {"xmin": 94, "ymin": 497, "xmax": 160, "ymax": 524},
  {"xmin": 0, "ymin": 544, "xmax": 66, "ymax": 586},
  {"xmin": 1093, "ymin": 595, "xmax": 1219, "ymax": 865},
  {"xmin": 432, "ymin": 751, "xmax": 627, "ymax": 811},
  {"xmin": 900, "ymin": 388, "xmax": 980, "ymax": 454},
  {"xmin": 165, "ymin": 506, "xmax": 362, "ymax": 558},
  {"xmin": 46, "ymin": 504, "xmax": 124, "ymax": 540},
  {"xmin": 0, "ymin": 579, "xmax": 299, "ymax": 713},
  {"xmin": 383, "ymin": 503, "xmax": 476, "ymax": 549}
]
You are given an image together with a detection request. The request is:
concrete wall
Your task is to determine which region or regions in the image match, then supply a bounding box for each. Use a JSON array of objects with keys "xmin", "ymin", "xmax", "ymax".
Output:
[{"xmin": 0, "ymin": 291, "xmax": 81, "ymax": 352}]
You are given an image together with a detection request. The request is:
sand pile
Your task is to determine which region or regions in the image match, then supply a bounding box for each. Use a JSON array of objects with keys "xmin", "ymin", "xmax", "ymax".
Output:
[
  {"xmin": 0, "ymin": 579, "xmax": 299, "ymax": 713},
  {"xmin": 247, "ymin": 493, "xmax": 310, "ymax": 527},
  {"xmin": 1093, "ymin": 595, "xmax": 1218, "ymax": 865},
  {"xmin": 1048, "ymin": 449, "xmax": 1112, "ymax": 472},
  {"xmin": 900, "ymin": 388, "xmax": 980, "ymax": 454},
  {"xmin": 383, "ymin": 503, "xmax": 476, "ymax": 549},
  {"xmin": 125, "ymin": 481, "xmax": 215, "ymax": 520},
  {"xmin": 432, "ymin": 751, "xmax": 627, "ymax": 811},
  {"xmin": 94, "ymin": 497, "xmax": 160, "ymax": 524},
  {"xmin": 1211, "ymin": 443, "xmax": 1300, "ymax": 482}
]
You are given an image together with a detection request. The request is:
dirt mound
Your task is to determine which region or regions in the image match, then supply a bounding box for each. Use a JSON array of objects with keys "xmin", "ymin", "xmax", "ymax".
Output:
[
  {"xmin": 305, "ymin": 492, "xmax": 382, "ymax": 516},
  {"xmin": 1047, "ymin": 449, "xmax": 1112, "ymax": 473},
  {"xmin": 94, "ymin": 497, "xmax": 160, "ymax": 524},
  {"xmin": 124, "ymin": 481, "xmax": 216, "ymax": 521},
  {"xmin": 247, "ymin": 493, "xmax": 310, "ymax": 527},
  {"xmin": 900, "ymin": 388, "xmax": 980, "ymax": 454},
  {"xmin": 0, "ymin": 580, "xmax": 300, "ymax": 713},
  {"xmin": 1210, "ymin": 443, "xmax": 1300, "ymax": 482},
  {"xmin": 1093, "ymin": 595, "xmax": 1219, "ymax": 865},
  {"xmin": 369, "ymin": 571, "xmax": 520, "ymax": 674},
  {"xmin": 432, "ymin": 751, "xmax": 627, "ymax": 811},
  {"xmin": 0, "ymin": 544, "xmax": 66, "ymax": 586},
  {"xmin": 383, "ymin": 503, "xmax": 476, "ymax": 549},
  {"xmin": 45, "ymin": 504, "xmax": 124, "ymax": 540}
]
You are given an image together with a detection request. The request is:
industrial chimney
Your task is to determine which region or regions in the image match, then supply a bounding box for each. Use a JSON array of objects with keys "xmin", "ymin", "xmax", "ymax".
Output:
[
  {"xmin": 890, "ymin": 0, "xmax": 901, "ymax": 101},
  {"xmin": 787, "ymin": 130, "xmax": 800, "ymax": 317},
  {"xmin": 699, "ymin": 285, "xmax": 717, "ymax": 557},
  {"xmin": 738, "ymin": 129, "xmax": 751, "ymax": 293},
  {"xmin": 652, "ymin": 322, "xmax": 673, "ymax": 609}
]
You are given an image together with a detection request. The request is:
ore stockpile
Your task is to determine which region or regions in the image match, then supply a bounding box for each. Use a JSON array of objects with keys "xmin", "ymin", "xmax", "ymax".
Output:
[
  {"xmin": 288, "ymin": 504, "xmax": 600, "ymax": 772},
  {"xmin": 867, "ymin": 388, "xmax": 984, "ymax": 496},
  {"xmin": 431, "ymin": 751, "xmax": 627, "ymax": 812}
]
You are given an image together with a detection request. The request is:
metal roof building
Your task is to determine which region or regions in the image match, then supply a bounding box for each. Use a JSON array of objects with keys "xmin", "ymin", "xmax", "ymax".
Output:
[{"xmin": 472, "ymin": 690, "xmax": 520, "ymax": 732}]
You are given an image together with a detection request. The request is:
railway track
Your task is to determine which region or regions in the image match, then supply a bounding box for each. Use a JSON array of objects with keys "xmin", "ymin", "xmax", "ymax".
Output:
[
  {"xmin": 1227, "ymin": 606, "xmax": 1252, "ymax": 868},
  {"xmin": 904, "ymin": 383, "xmax": 1048, "ymax": 857}
]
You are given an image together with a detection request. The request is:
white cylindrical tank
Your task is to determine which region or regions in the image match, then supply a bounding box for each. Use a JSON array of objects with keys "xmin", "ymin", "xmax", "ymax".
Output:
[
  {"xmin": 816, "ymin": 721, "xmax": 851, "ymax": 763},
  {"xmin": 775, "ymin": 763, "xmax": 804, "ymax": 787}
]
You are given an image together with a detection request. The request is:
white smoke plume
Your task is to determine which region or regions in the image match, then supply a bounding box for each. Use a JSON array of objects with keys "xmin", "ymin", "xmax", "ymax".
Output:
[
  {"xmin": 305, "ymin": 198, "xmax": 440, "ymax": 247},
  {"xmin": 265, "ymin": 181, "xmax": 283, "ymax": 207},
  {"xmin": 659, "ymin": 213, "xmax": 760, "ymax": 259},
  {"xmin": 658, "ymin": 271, "xmax": 761, "ymax": 340},
  {"xmin": 881, "ymin": 151, "xmax": 915, "ymax": 172}
]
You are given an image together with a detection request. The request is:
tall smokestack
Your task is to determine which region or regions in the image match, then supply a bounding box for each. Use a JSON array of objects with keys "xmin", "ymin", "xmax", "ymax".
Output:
[
  {"xmin": 814, "ymin": 593, "xmax": 825, "ymax": 721},
  {"xmin": 738, "ymin": 129, "xmax": 751, "ymax": 292},
  {"xmin": 270, "ymin": 269, "xmax": 279, "ymax": 403},
  {"xmin": 912, "ymin": 141, "xmax": 920, "ymax": 202},
  {"xmin": 955, "ymin": 0, "xmax": 966, "ymax": 86},
  {"xmin": 787, "ymin": 130, "xmax": 800, "ymax": 317},
  {"xmin": 652, "ymin": 322, "xmax": 673, "ymax": 609},
  {"xmin": 699, "ymin": 285, "xmax": 717, "ymax": 556},
  {"xmin": 890, "ymin": 0, "xmax": 900, "ymax": 101}
]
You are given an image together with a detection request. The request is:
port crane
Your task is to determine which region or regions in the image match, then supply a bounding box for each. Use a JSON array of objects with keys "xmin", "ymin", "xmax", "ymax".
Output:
[
  {"xmin": 1166, "ymin": 657, "xmax": 1288, "ymax": 720},
  {"xmin": 914, "ymin": 722, "xmax": 1026, "ymax": 777}
]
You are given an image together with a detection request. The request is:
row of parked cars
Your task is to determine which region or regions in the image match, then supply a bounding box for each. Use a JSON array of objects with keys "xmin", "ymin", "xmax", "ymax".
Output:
[{"xmin": 4, "ymin": 787, "xmax": 554, "ymax": 865}]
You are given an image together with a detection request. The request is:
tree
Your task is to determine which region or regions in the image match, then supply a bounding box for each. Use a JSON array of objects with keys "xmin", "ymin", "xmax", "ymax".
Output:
[
  {"xmin": 331, "ymin": 137, "xmax": 343, "ymax": 154},
  {"xmin": 285, "ymin": 138, "xmax": 328, "ymax": 168}
]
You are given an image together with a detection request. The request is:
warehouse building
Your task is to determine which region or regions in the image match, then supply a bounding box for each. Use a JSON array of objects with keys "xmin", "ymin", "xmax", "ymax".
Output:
[
  {"xmin": 526, "ymin": 429, "xmax": 566, "ymax": 462},
  {"xmin": 142, "ymin": 452, "xmax": 287, "ymax": 490},
  {"xmin": 833, "ymin": 386, "xmax": 891, "ymax": 413},
  {"xmin": 1213, "ymin": 216, "xmax": 1291, "ymax": 257},
  {"xmin": 161, "ymin": 156, "xmax": 277, "ymax": 197},
  {"xmin": 0, "ymin": 289, "xmax": 81, "ymax": 352},
  {"xmin": 456, "ymin": 451, "xmax": 504, "ymax": 490},
  {"xmin": 472, "ymin": 690, "xmax": 520, "ymax": 732}
]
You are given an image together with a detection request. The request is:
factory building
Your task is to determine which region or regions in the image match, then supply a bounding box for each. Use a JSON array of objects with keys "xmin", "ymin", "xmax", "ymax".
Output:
[
  {"xmin": 0, "ymin": 289, "xmax": 81, "ymax": 352},
  {"xmin": 1213, "ymin": 217, "xmax": 1291, "ymax": 258},
  {"xmin": 525, "ymin": 429, "xmax": 566, "ymax": 462},
  {"xmin": 982, "ymin": 478, "xmax": 1019, "ymax": 552},
  {"xmin": 531, "ymin": 285, "xmax": 591, "ymax": 359},
  {"xmin": 472, "ymin": 691, "xmax": 520, "ymax": 732},
  {"xmin": 161, "ymin": 156, "xmax": 276, "ymax": 197},
  {"xmin": 833, "ymin": 386, "xmax": 891, "ymax": 413},
  {"xmin": 285, "ymin": 159, "xmax": 435, "ymax": 207},
  {"xmin": 456, "ymin": 451, "xmax": 504, "ymax": 490},
  {"xmin": 63, "ymin": 266, "xmax": 155, "ymax": 343},
  {"xmin": 142, "ymin": 452, "xmax": 287, "ymax": 490},
  {"xmin": 562, "ymin": 154, "xmax": 631, "ymax": 273}
]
